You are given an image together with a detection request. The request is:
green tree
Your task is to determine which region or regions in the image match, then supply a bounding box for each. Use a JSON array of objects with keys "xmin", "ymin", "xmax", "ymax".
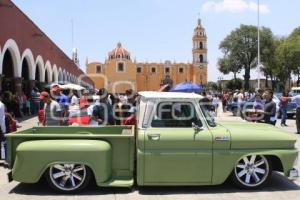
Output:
[
  {"xmin": 288, "ymin": 27, "xmax": 300, "ymax": 86},
  {"xmin": 219, "ymin": 25, "xmax": 274, "ymax": 90},
  {"xmin": 225, "ymin": 78, "xmax": 243, "ymax": 91},
  {"xmin": 218, "ymin": 54, "xmax": 242, "ymax": 81},
  {"xmin": 274, "ymin": 31, "xmax": 300, "ymax": 89},
  {"xmin": 260, "ymin": 36, "xmax": 281, "ymax": 90},
  {"xmin": 204, "ymin": 81, "xmax": 219, "ymax": 91}
]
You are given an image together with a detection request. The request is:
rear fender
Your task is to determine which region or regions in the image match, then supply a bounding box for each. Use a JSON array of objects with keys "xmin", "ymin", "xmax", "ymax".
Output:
[{"xmin": 12, "ymin": 140, "xmax": 112, "ymax": 183}]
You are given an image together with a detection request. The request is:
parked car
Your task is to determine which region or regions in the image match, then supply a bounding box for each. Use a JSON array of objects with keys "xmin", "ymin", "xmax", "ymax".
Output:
[
  {"xmin": 275, "ymin": 93, "xmax": 297, "ymax": 119},
  {"xmin": 68, "ymin": 109, "xmax": 89, "ymax": 125},
  {"xmin": 291, "ymin": 87, "xmax": 300, "ymax": 94},
  {"xmin": 4, "ymin": 92, "xmax": 298, "ymax": 193}
]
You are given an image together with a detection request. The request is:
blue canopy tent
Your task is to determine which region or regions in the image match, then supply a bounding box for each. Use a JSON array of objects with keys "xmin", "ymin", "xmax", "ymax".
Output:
[{"xmin": 170, "ymin": 82, "xmax": 203, "ymax": 93}]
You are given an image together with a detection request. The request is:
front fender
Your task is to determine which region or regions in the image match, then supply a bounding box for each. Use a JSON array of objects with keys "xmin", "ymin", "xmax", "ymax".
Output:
[
  {"xmin": 12, "ymin": 140, "xmax": 112, "ymax": 183},
  {"xmin": 212, "ymin": 149, "xmax": 298, "ymax": 185}
]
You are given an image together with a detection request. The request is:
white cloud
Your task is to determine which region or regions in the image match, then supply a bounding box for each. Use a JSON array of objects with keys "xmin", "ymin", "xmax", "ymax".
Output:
[{"xmin": 202, "ymin": 0, "xmax": 270, "ymax": 14}]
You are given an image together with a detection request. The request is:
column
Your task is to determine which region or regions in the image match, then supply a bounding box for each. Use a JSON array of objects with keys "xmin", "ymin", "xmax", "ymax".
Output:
[
  {"xmin": 29, "ymin": 80, "xmax": 36, "ymax": 95},
  {"xmin": 0, "ymin": 75, "xmax": 3, "ymax": 92},
  {"xmin": 14, "ymin": 77, "xmax": 23, "ymax": 97},
  {"xmin": 39, "ymin": 82, "xmax": 46, "ymax": 91}
]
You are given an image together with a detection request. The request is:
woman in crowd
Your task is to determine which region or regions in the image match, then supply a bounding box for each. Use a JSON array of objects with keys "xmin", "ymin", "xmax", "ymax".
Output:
[{"xmin": 279, "ymin": 91, "xmax": 289, "ymax": 127}]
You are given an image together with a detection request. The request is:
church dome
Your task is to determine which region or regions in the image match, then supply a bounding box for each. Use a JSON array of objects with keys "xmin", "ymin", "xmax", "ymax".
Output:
[{"xmin": 108, "ymin": 42, "xmax": 131, "ymax": 60}]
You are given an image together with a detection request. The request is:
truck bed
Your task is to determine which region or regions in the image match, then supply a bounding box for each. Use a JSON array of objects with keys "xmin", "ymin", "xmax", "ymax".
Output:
[{"xmin": 6, "ymin": 126, "xmax": 135, "ymax": 187}]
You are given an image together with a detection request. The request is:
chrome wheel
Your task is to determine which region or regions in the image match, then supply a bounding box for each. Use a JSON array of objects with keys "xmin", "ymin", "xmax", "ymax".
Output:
[
  {"xmin": 49, "ymin": 164, "xmax": 87, "ymax": 192},
  {"xmin": 234, "ymin": 155, "xmax": 270, "ymax": 188}
]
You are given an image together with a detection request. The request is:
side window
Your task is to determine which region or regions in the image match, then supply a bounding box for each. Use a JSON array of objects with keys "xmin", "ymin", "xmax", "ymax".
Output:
[
  {"xmin": 151, "ymin": 102, "xmax": 202, "ymax": 128},
  {"xmin": 199, "ymin": 100, "xmax": 216, "ymax": 127}
]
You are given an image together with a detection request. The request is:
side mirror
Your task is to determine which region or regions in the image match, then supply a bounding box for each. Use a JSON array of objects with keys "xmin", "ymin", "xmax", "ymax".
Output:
[{"xmin": 192, "ymin": 122, "xmax": 204, "ymax": 133}]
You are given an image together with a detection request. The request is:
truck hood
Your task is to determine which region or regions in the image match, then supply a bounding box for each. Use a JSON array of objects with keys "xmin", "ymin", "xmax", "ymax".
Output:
[{"xmin": 217, "ymin": 121, "xmax": 297, "ymax": 149}]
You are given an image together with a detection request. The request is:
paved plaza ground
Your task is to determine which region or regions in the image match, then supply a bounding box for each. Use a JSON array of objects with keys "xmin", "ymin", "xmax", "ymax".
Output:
[{"xmin": 0, "ymin": 112, "xmax": 300, "ymax": 200}]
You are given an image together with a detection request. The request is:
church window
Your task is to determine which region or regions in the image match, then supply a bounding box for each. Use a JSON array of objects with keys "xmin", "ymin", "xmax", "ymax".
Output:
[
  {"xmin": 96, "ymin": 65, "xmax": 101, "ymax": 73},
  {"xmin": 137, "ymin": 67, "xmax": 142, "ymax": 73},
  {"xmin": 200, "ymin": 42, "xmax": 203, "ymax": 49},
  {"xmin": 151, "ymin": 67, "xmax": 156, "ymax": 73},
  {"xmin": 117, "ymin": 62, "xmax": 124, "ymax": 72},
  {"xmin": 199, "ymin": 55, "xmax": 204, "ymax": 63},
  {"xmin": 179, "ymin": 67, "xmax": 184, "ymax": 73},
  {"xmin": 165, "ymin": 67, "xmax": 170, "ymax": 74}
]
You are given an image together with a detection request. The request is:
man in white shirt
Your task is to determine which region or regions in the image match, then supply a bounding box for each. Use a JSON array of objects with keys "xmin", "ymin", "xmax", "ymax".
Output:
[
  {"xmin": 70, "ymin": 90, "xmax": 79, "ymax": 106},
  {"xmin": 0, "ymin": 96, "xmax": 6, "ymax": 160},
  {"xmin": 237, "ymin": 91, "xmax": 244, "ymax": 103},
  {"xmin": 40, "ymin": 91, "xmax": 62, "ymax": 126},
  {"xmin": 0, "ymin": 100, "xmax": 6, "ymax": 135}
]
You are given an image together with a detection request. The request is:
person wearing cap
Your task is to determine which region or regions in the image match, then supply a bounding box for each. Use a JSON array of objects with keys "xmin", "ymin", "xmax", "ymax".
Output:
[
  {"xmin": 284, "ymin": 94, "xmax": 300, "ymax": 134},
  {"xmin": 123, "ymin": 106, "xmax": 137, "ymax": 125},
  {"xmin": 79, "ymin": 89, "xmax": 89, "ymax": 110},
  {"xmin": 262, "ymin": 89, "xmax": 277, "ymax": 126},
  {"xmin": 51, "ymin": 84, "xmax": 69, "ymax": 124},
  {"xmin": 70, "ymin": 90, "xmax": 79, "ymax": 106},
  {"xmin": 40, "ymin": 91, "xmax": 62, "ymax": 126}
]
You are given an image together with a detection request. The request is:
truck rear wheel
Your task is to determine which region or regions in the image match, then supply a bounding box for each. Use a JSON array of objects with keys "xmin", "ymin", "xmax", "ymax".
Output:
[{"xmin": 46, "ymin": 163, "xmax": 91, "ymax": 193}]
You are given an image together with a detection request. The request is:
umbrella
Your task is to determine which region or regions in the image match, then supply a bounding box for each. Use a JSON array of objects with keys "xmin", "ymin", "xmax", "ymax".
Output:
[
  {"xmin": 170, "ymin": 82, "xmax": 202, "ymax": 93},
  {"xmin": 60, "ymin": 83, "xmax": 85, "ymax": 90}
]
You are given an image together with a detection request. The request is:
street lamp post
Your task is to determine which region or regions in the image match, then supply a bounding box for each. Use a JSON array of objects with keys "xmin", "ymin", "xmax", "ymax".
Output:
[
  {"xmin": 257, "ymin": 0, "xmax": 261, "ymax": 90},
  {"xmin": 218, "ymin": 76, "xmax": 223, "ymax": 91}
]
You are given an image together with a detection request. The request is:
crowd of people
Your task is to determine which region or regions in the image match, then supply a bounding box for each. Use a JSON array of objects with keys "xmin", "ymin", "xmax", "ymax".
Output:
[
  {"xmin": 37, "ymin": 84, "xmax": 139, "ymax": 127},
  {"xmin": 0, "ymin": 83, "xmax": 140, "ymax": 160},
  {"xmin": 202, "ymin": 88, "xmax": 300, "ymax": 133},
  {"xmin": 1, "ymin": 84, "xmax": 300, "ymax": 160}
]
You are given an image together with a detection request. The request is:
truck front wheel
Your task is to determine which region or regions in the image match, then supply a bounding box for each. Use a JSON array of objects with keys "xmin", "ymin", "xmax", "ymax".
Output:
[
  {"xmin": 46, "ymin": 163, "xmax": 91, "ymax": 193},
  {"xmin": 231, "ymin": 155, "xmax": 272, "ymax": 189}
]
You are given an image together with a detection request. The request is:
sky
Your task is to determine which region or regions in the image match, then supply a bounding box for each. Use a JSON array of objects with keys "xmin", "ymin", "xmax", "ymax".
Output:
[{"xmin": 12, "ymin": 0, "xmax": 300, "ymax": 82}]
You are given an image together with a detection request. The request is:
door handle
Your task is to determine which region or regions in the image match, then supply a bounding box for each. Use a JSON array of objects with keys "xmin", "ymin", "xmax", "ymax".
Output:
[{"xmin": 147, "ymin": 134, "xmax": 160, "ymax": 141}]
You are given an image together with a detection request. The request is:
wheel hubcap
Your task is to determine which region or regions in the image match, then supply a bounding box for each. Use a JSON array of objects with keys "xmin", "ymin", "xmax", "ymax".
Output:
[
  {"xmin": 235, "ymin": 155, "xmax": 269, "ymax": 187},
  {"xmin": 49, "ymin": 164, "xmax": 86, "ymax": 191}
]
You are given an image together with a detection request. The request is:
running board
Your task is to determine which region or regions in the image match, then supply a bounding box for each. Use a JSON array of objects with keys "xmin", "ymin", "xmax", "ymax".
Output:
[{"xmin": 98, "ymin": 177, "xmax": 134, "ymax": 187}]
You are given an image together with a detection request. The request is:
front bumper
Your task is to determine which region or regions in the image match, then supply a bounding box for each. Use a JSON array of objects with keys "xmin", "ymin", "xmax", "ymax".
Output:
[
  {"xmin": 288, "ymin": 168, "xmax": 299, "ymax": 181},
  {"xmin": 287, "ymin": 110, "xmax": 296, "ymax": 114}
]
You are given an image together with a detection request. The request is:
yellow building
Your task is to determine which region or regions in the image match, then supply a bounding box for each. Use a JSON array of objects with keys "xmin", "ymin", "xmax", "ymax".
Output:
[{"xmin": 86, "ymin": 18, "xmax": 207, "ymax": 93}]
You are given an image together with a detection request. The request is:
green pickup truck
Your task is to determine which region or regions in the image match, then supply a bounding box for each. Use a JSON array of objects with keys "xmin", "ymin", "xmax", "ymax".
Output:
[{"xmin": 4, "ymin": 92, "xmax": 299, "ymax": 193}]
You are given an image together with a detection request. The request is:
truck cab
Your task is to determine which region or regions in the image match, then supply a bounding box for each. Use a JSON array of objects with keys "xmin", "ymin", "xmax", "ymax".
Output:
[{"xmin": 136, "ymin": 92, "xmax": 218, "ymax": 185}]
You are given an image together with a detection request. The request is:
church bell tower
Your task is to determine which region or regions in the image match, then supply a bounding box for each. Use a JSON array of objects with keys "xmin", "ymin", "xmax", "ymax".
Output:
[{"xmin": 192, "ymin": 18, "xmax": 207, "ymax": 67}]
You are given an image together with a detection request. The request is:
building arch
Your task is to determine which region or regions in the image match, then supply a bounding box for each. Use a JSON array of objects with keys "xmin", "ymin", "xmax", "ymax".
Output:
[
  {"xmin": 35, "ymin": 55, "xmax": 45, "ymax": 82},
  {"xmin": 21, "ymin": 57, "xmax": 31, "ymax": 96},
  {"xmin": 66, "ymin": 72, "xmax": 70, "ymax": 82},
  {"xmin": 44, "ymin": 60, "xmax": 52, "ymax": 83},
  {"xmin": 62, "ymin": 69, "xmax": 66, "ymax": 82},
  {"xmin": 0, "ymin": 38, "xmax": 21, "ymax": 77},
  {"xmin": 1, "ymin": 49, "xmax": 16, "ymax": 92},
  {"xmin": 199, "ymin": 54, "xmax": 204, "ymax": 63},
  {"xmin": 58, "ymin": 67, "xmax": 63, "ymax": 82},
  {"xmin": 199, "ymin": 42, "xmax": 203, "ymax": 49},
  {"xmin": 21, "ymin": 48, "xmax": 35, "ymax": 80},
  {"xmin": 52, "ymin": 64, "xmax": 58, "ymax": 83}
]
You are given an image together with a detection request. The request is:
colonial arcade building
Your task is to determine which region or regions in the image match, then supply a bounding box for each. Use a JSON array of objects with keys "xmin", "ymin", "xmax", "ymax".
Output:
[
  {"xmin": 0, "ymin": 0, "xmax": 94, "ymax": 98},
  {"xmin": 86, "ymin": 18, "xmax": 208, "ymax": 93}
]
